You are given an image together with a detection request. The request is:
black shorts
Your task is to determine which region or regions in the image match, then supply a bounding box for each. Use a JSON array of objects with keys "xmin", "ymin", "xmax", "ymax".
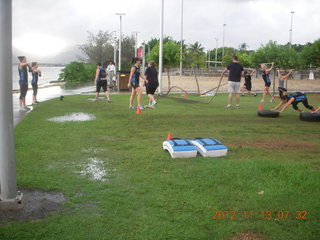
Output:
[
  {"xmin": 96, "ymin": 80, "xmax": 108, "ymax": 92},
  {"xmin": 19, "ymin": 81, "xmax": 28, "ymax": 100},
  {"xmin": 264, "ymin": 80, "xmax": 271, "ymax": 87},
  {"xmin": 244, "ymin": 82, "xmax": 252, "ymax": 91},
  {"xmin": 131, "ymin": 81, "xmax": 139, "ymax": 90},
  {"xmin": 146, "ymin": 84, "xmax": 158, "ymax": 95},
  {"xmin": 32, "ymin": 83, "xmax": 38, "ymax": 96}
]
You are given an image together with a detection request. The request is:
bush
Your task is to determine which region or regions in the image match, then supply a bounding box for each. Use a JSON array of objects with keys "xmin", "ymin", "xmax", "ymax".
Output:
[{"xmin": 58, "ymin": 62, "xmax": 96, "ymax": 88}]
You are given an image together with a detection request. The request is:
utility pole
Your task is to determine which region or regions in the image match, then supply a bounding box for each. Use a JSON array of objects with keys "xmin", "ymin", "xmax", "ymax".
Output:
[
  {"xmin": 132, "ymin": 31, "xmax": 139, "ymax": 57},
  {"xmin": 158, "ymin": 0, "xmax": 164, "ymax": 93},
  {"xmin": 215, "ymin": 38, "xmax": 218, "ymax": 67},
  {"xmin": 289, "ymin": 11, "xmax": 294, "ymax": 47},
  {"xmin": 0, "ymin": 0, "xmax": 21, "ymax": 203},
  {"xmin": 179, "ymin": 0, "xmax": 184, "ymax": 81},
  {"xmin": 222, "ymin": 24, "xmax": 226, "ymax": 59},
  {"xmin": 116, "ymin": 13, "xmax": 126, "ymax": 71}
]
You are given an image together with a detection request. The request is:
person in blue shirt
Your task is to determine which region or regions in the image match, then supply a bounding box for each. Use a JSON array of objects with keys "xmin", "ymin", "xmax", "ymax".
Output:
[
  {"xmin": 128, "ymin": 58, "xmax": 147, "ymax": 110},
  {"xmin": 273, "ymin": 92, "xmax": 315, "ymax": 113},
  {"xmin": 18, "ymin": 56, "xmax": 32, "ymax": 112},
  {"xmin": 93, "ymin": 63, "xmax": 111, "ymax": 102},
  {"xmin": 260, "ymin": 62, "xmax": 275, "ymax": 103},
  {"xmin": 31, "ymin": 62, "xmax": 41, "ymax": 104}
]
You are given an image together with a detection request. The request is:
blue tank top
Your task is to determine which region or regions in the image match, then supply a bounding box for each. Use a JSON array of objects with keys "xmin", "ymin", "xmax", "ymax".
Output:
[
  {"xmin": 262, "ymin": 70, "xmax": 270, "ymax": 83},
  {"xmin": 18, "ymin": 65, "xmax": 28, "ymax": 83},
  {"xmin": 98, "ymin": 67, "xmax": 107, "ymax": 81},
  {"xmin": 131, "ymin": 66, "xmax": 140, "ymax": 84},
  {"xmin": 32, "ymin": 72, "xmax": 39, "ymax": 85}
]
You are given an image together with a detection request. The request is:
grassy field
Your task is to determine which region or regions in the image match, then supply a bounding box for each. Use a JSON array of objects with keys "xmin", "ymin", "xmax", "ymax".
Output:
[{"xmin": 1, "ymin": 93, "xmax": 320, "ymax": 240}]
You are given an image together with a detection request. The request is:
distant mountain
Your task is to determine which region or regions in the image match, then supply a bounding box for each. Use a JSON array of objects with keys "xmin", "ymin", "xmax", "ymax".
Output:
[{"xmin": 12, "ymin": 45, "xmax": 84, "ymax": 64}]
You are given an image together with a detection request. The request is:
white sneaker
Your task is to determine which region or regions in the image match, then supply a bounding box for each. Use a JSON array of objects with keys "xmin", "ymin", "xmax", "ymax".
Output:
[
  {"xmin": 92, "ymin": 98, "xmax": 98, "ymax": 102},
  {"xmin": 235, "ymin": 104, "xmax": 240, "ymax": 109},
  {"xmin": 152, "ymin": 100, "xmax": 157, "ymax": 105},
  {"xmin": 32, "ymin": 101, "xmax": 37, "ymax": 105},
  {"xmin": 24, "ymin": 106, "xmax": 31, "ymax": 111},
  {"xmin": 129, "ymin": 105, "xmax": 135, "ymax": 110},
  {"xmin": 225, "ymin": 104, "xmax": 232, "ymax": 109},
  {"xmin": 270, "ymin": 98, "xmax": 275, "ymax": 103},
  {"xmin": 138, "ymin": 105, "xmax": 145, "ymax": 110}
]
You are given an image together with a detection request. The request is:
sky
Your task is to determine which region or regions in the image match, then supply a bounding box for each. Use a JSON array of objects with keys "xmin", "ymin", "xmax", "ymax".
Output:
[{"xmin": 12, "ymin": 0, "xmax": 320, "ymax": 57}]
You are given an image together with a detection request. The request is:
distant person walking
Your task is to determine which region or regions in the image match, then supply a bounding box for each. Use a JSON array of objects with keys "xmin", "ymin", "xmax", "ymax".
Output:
[
  {"xmin": 144, "ymin": 60, "xmax": 159, "ymax": 108},
  {"xmin": 222, "ymin": 56, "xmax": 244, "ymax": 109},
  {"xmin": 128, "ymin": 58, "xmax": 147, "ymax": 110},
  {"xmin": 31, "ymin": 62, "xmax": 41, "ymax": 104},
  {"xmin": 18, "ymin": 56, "xmax": 32, "ymax": 112},
  {"xmin": 93, "ymin": 63, "xmax": 111, "ymax": 102},
  {"xmin": 106, "ymin": 61, "xmax": 116, "ymax": 87},
  {"xmin": 260, "ymin": 62, "xmax": 275, "ymax": 103}
]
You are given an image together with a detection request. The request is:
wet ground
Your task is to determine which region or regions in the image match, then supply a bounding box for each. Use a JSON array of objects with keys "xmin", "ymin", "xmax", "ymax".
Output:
[{"xmin": 0, "ymin": 188, "xmax": 66, "ymax": 225}]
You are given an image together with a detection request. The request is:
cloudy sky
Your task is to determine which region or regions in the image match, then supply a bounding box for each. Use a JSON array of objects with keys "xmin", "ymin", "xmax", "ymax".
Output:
[{"xmin": 12, "ymin": 0, "xmax": 320, "ymax": 57}]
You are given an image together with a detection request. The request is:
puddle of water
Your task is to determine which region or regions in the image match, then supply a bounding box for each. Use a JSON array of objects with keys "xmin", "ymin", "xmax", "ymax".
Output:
[
  {"xmin": 48, "ymin": 112, "xmax": 96, "ymax": 122},
  {"xmin": 81, "ymin": 148, "xmax": 104, "ymax": 154},
  {"xmin": 80, "ymin": 158, "xmax": 108, "ymax": 182}
]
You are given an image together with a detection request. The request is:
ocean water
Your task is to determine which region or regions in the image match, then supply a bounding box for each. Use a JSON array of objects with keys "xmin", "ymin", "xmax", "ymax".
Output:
[{"xmin": 12, "ymin": 65, "xmax": 64, "ymax": 90}]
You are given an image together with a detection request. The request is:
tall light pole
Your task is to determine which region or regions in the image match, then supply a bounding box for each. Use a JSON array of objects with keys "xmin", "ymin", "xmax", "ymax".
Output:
[
  {"xmin": 222, "ymin": 24, "xmax": 226, "ymax": 59},
  {"xmin": 179, "ymin": 0, "xmax": 184, "ymax": 81},
  {"xmin": 116, "ymin": 13, "xmax": 126, "ymax": 71},
  {"xmin": 215, "ymin": 38, "xmax": 218, "ymax": 67},
  {"xmin": 132, "ymin": 31, "xmax": 139, "ymax": 57},
  {"xmin": 158, "ymin": 0, "xmax": 164, "ymax": 93},
  {"xmin": 289, "ymin": 11, "xmax": 294, "ymax": 47},
  {"xmin": 0, "ymin": 0, "xmax": 20, "ymax": 203}
]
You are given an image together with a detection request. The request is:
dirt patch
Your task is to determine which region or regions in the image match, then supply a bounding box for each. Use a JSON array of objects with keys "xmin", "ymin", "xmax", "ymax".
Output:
[
  {"xmin": 230, "ymin": 231, "xmax": 267, "ymax": 240},
  {"xmin": 0, "ymin": 188, "xmax": 66, "ymax": 225},
  {"xmin": 229, "ymin": 139, "xmax": 317, "ymax": 151}
]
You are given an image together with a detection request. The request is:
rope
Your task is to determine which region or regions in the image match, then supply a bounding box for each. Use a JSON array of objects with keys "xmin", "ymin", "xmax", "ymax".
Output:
[{"xmin": 156, "ymin": 75, "xmax": 225, "ymax": 105}]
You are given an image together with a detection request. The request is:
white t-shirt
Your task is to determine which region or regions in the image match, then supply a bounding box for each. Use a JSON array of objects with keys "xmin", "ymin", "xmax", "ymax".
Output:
[{"xmin": 107, "ymin": 64, "xmax": 116, "ymax": 74}]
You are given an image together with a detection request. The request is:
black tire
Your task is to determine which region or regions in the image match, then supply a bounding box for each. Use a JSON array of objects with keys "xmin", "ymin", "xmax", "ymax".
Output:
[
  {"xmin": 299, "ymin": 112, "xmax": 320, "ymax": 122},
  {"xmin": 257, "ymin": 110, "xmax": 280, "ymax": 118}
]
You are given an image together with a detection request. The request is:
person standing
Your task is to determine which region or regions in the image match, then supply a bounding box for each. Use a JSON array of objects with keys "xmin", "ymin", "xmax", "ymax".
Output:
[
  {"xmin": 128, "ymin": 58, "xmax": 147, "ymax": 110},
  {"xmin": 106, "ymin": 61, "xmax": 116, "ymax": 87},
  {"xmin": 274, "ymin": 69, "xmax": 293, "ymax": 98},
  {"xmin": 93, "ymin": 63, "xmax": 111, "ymax": 102},
  {"xmin": 144, "ymin": 61, "xmax": 159, "ymax": 108},
  {"xmin": 222, "ymin": 56, "xmax": 244, "ymax": 109},
  {"xmin": 31, "ymin": 62, "xmax": 41, "ymax": 104},
  {"xmin": 17, "ymin": 56, "xmax": 32, "ymax": 112},
  {"xmin": 260, "ymin": 62, "xmax": 275, "ymax": 103}
]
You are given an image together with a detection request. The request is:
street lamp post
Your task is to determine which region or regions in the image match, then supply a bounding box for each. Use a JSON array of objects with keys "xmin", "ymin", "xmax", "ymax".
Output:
[
  {"xmin": 222, "ymin": 24, "xmax": 226, "ymax": 59},
  {"xmin": 215, "ymin": 38, "xmax": 218, "ymax": 67},
  {"xmin": 179, "ymin": 0, "xmax": 184, "ymax": 81},
  {"xmin": 116, "ymin": 13, "xmax": 126, "ymax": 71},
  {"xmin": 0, "ymin": 0, "xmax": 20, "ymax": 203},
  {"xmin": 289, "ymin": 11, "xmax": 294, "ymax": 47},
  {"xmin": 132, "ymin": 31, "xmax": 139, "ymax": 57},
  {"xmin": 158, "ymin": 0, "xmax": 164, "ymax": 93}
]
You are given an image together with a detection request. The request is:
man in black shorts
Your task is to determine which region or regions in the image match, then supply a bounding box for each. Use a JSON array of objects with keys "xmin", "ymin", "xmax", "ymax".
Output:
[
  {"xmin": 93, "ymin": 63, "xmax": 111, "ymax": 102},
  {"xmin": 144, "ymin": 61, "xmax": 159, "ymax": 108},
  {"xmin": 222, "ymin": 56, "xmax": 244, "ymax": 109}
]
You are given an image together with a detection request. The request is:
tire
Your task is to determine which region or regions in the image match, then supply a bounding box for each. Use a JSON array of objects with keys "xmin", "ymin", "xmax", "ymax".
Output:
[
  {"xmin": 257, "ymin": 110, "xmax": 280, "ymax": 118},
  {"xmin": 299, "ymin": 112, "xmax": 320, "ymax": 122}
]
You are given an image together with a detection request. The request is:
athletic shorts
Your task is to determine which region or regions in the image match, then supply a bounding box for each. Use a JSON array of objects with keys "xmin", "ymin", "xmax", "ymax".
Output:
[
  {"xmin": 32, "ymin": 83, "xmax": 38, "ymax": 96},
  {"xmin": 131, "ymin": 81, "xmax": 139, "ymax": 90},
  {"xmin": 244, "ymin": 82, "xmax": 252, "ymax": 91},
  {"xmin": 96, "ymin": 80, "xmax": 108, "ymax": 92},
  {"xmin": 264, "ymin": 80, "xmax": 271, "ymax": 87},
  {"xmin": 228, "ymin": 81, "xmax": 241, "ymax": 94},
  {"xmin": 19, "ymin": 81, "xmax": 28, "ymax": 100},
  {"xmin": 146, "ymin": 84, "xmax": 158, "ymax": 95}
]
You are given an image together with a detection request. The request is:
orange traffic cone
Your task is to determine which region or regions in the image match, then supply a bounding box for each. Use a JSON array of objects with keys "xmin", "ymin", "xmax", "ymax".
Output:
[
  {"xmin": 167, "ymin": 132, "xmax": 172, "ymax": 140},
  {"xmin": 183, "ymin": 92, "xmax": 188, "ymax": 98},
  {"xmin": 258, "ymin": 104, "xmax": 263, "ymax": 111},
  {"xmin": 136, "ymin": 107, "xmax": 142, "ymax": 114}
]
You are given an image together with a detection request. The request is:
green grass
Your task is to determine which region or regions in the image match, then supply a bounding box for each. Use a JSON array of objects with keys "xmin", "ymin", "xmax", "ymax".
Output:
[{"xmin": 1, "ymin": 94, "xmax": 320, "ymax": 240}]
